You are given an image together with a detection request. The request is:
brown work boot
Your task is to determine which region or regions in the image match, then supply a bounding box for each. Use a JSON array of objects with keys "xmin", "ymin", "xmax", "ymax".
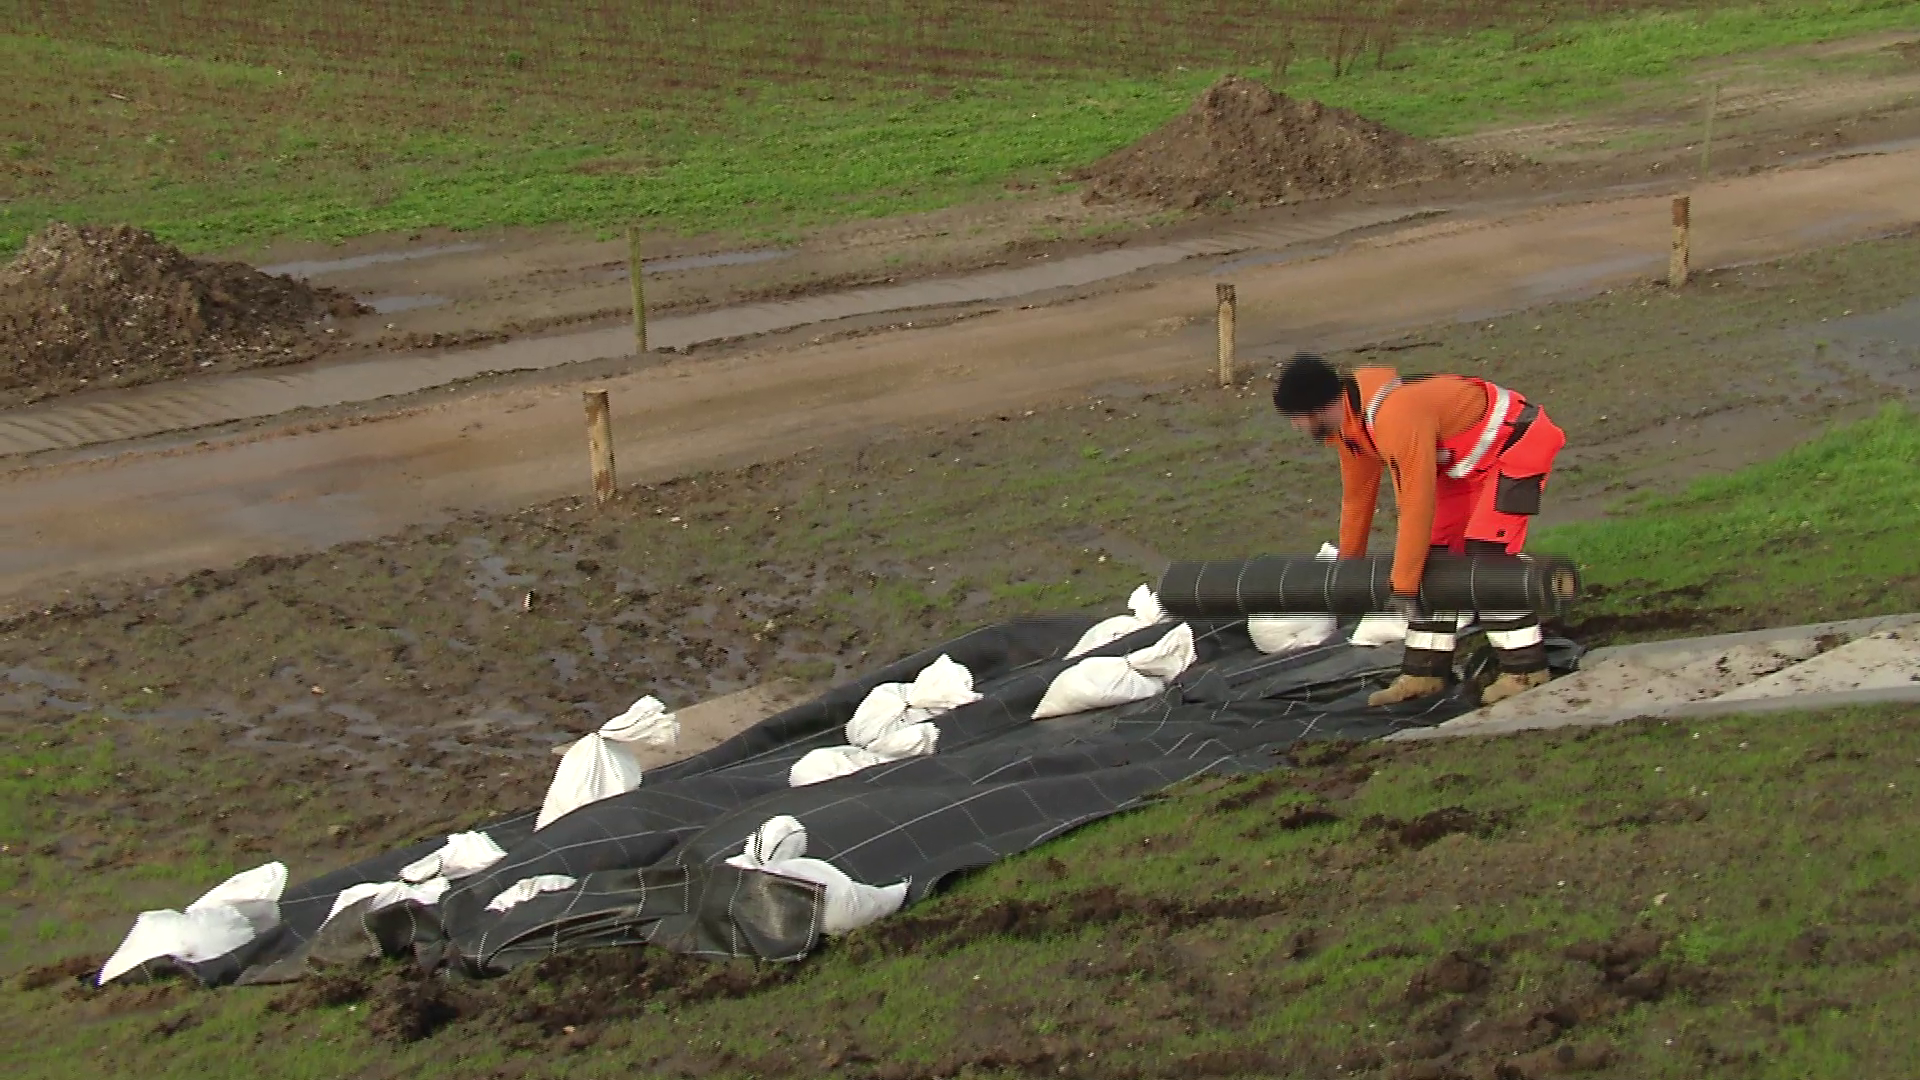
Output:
[
  {"xmin": 1368, "ymin": 675, "xmax": 1448, "ymax": 707},
  {"xmin": 1479, "ymin": 669, "xmax": 1551, "ymax": 706}
]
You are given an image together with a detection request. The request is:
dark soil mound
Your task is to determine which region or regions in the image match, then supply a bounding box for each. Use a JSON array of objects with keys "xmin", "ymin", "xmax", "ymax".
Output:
[
  {"xmin": 1079, "ymin": 74, "xmax": 1516, "ymax": 210},
  {"xmin": 0, "ymin": 223, "xmax": 366, "ymax": 408}
]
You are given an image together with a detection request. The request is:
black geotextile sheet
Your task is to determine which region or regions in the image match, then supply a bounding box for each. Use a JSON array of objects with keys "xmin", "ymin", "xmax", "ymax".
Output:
[{"xmin": 138, "ymin": 613, "xmax": 1580, "ymax": 987}]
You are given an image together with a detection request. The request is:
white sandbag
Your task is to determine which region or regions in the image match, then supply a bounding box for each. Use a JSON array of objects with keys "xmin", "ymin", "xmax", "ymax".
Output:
[
  {"xmin": 190, "ymin": 861, "xmax": 288, "ymax": 913},
  {"xmin": 724, "ymin": 816, "xmax": 909, "ymax": 936},
  {"xmin": 864, "ymin": 720, "xmax": 940, "ymax": 759},
  {"xmin": 97, "ymin": 861, "xmax": 288, "ymax": 985},
  {"xmin": 97, "ymin": 908, "xmax": 256, "ymax": 985},
  {"xmin": 736, "ymin": 815, "xmax": 810, "ymax": 865},
  {"xmin": 761, "ymin": 858, "xmax": 910, "ymax": 936},
  {"xmin": 1067, "ymin": 584, "xmax": 1167, "ymax": 658},
  {"xmin": 401, "ymin": 830, "xmax": 508, "ymax": 883},
  {"xmin": 846, "ymin": 654, "xmax": 979, "ymax": 745},
  {"xmin": 484, "ymin": 874, "xmax": 579, "ymax": 914},
  {"xmin": 534, "ymin": 696, "xmax": 680, "ymax": 831},
  {"xmin": 189, "ymin": 860, "xmax": 287, "ymax": 937},
  {"xmin": 846, "ymin": 683, "xmax": 914, "ymax": 744},
  {"xmin": 1248, "ymin": 614, "xmax": 1339, "ymax": 654},
  {"xmin": 791, "ymin": 658, "xmax": 967, "ymax": 787},
  {"xmin": 321, "ymin": 876, "xmax": 450, "ymax": 929},
  {"xmin": 789, "ymin": 745, "xmax": 889, "ymax": 787},
  {"xmin": 1127, "ymin": 622, "xmax": 1197, "ymax": 678},
  {"xmin": 1246, "ymin": 543, "xmax": 1340, "ymax": 653},
  {"xmin": 602, "ymin": 695, "xmax": 682, "ymax": 746},
  {"xmin": 1033, "ymin": 623, "xmax": 1196, "ymax": 719},
  {"xmin": 1031, "ymin": 657, "xmax": 1163, "ymax": 719}
]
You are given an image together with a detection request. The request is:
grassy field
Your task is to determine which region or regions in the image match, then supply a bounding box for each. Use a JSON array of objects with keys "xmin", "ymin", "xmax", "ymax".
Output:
[
  {"xmin": 3, "ymin": 1, "xmax": 1917, "ymax": 253},
  {"xmin": 1545, "ymin": 402, "xmax": 1920, "ymax": 639},
  {"xmin": 3, "ymin": 224, "xmax": 1919, "ymax": 1075}
]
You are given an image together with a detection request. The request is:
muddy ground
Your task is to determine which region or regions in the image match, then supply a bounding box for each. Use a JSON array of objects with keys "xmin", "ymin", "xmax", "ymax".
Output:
[
  {"xmin": 2, "ymin": 226, "xmax": 1917, "ymax": 989},
  {"xmin": 6, "ymin": 47, "xmax": 1913, "ymax": 416}
]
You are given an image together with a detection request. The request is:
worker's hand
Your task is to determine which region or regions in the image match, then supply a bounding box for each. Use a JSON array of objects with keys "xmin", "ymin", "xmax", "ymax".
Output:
[{"xmin": 1385, "ymin": 592, "xmax": 1427, "ymax": 623}]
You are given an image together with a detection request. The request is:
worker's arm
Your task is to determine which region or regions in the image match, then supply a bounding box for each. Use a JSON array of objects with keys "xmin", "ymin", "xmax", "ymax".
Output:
[
  {"xmin": 1334, "ymin": 440, "xmax": 1382, "ymax": 558},
  {"xmin": 1376, "ymin": 405, "xmax": 1441, "ymax": 596}
]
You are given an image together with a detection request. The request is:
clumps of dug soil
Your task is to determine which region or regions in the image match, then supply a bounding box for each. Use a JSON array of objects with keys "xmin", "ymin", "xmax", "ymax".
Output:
[
  {"xmin": 0, "ymin": 222, "xmax": 367, "ymax": 408},
  {"xmin": 1078, "ymin": 74, "xmax": 1520, "ymax": 210}
]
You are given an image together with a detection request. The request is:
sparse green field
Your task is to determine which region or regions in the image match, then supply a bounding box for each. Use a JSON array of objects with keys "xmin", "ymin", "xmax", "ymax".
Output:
[
  {"xmin": 3, "ymin": 224, "xmax": 1919, "ymax": 1076},
  {"xmin": 3, "ymin": 0, "xmax": 1917, "ymax": 253}
]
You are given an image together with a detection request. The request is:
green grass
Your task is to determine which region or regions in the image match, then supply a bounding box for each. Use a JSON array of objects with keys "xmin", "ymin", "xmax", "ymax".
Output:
[
  {"xmin": 1541, "ymin": 403, "xmax": 1920, "ymax": 633},
  {"xmin": 5, "ymin": 230, "xmax": 1920, "ymax": 1073},
  {"xmin": 3, "ymin": 0, "xmax": 1917, "ymax": 253},
  {"xmin": 8, "ymin": 702, "xmax": 1919, "ymax": 1078}
]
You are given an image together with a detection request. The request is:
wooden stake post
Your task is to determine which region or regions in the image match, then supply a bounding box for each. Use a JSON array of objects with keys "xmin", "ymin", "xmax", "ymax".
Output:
[
  {"xmin": 583, "ymin": 389, "xmax": 616, "ymax": 507},
  {"xmin": 627, "ymin": 225, "xmax": 647, "ymax": 354},
  {"xmin": 1216, "ymin": 282, "xmax": 1237, "ymax": 387},
  {"xmin": 1669, "ymin": 196, "xmax": 1690, "ymax": 288}
]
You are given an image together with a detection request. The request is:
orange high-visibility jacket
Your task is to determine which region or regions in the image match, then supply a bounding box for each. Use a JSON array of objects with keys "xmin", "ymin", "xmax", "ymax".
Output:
[{"xmin": 1322, "ymin": 366, "xmax": 1523, "ymax": 594}]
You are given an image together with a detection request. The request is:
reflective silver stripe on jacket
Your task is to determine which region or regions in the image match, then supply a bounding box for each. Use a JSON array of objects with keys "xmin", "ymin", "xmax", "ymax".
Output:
[{"xmin": 1444, "ymin": 384, "xmax": 1514, "ymax": 479}]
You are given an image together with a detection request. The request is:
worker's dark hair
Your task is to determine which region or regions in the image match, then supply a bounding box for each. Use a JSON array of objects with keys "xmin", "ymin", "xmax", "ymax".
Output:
[{"xmin": 1272, "ymin": 351, "xmax": 1343, "ymax": 415}]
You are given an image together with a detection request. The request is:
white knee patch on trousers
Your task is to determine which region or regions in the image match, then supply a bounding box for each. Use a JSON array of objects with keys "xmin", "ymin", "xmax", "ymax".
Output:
[{"xmin": 1486, "ymin": 624, "xmax": 1544, "ymax": 650}]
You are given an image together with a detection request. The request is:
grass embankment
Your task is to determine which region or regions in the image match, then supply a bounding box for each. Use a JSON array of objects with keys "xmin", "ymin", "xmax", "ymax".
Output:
[
  {"xmin": 10, "ymin": 706, "xmax": 1919, "ymax": 1079},
  {"xmin": 4, "ymin": 0, "xmax": 1916, "ymax": 252},
  {"xmin": 1544, "ymin": 403, "xmax": 1920, "ymax": 639},
  {"xmin": 4, "ymin": 232, "xmax": 1920, "ymax": 1076}
]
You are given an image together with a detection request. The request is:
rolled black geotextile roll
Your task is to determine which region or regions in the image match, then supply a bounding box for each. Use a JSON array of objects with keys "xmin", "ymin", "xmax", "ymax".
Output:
[{"xmin": 1156, "ymin": 553, "xmax": 1581, "ymax": 618}]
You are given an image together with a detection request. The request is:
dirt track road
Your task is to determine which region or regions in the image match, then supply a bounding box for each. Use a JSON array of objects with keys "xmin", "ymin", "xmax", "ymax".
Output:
[{"xmin": 4, "ymin": 146, "xmax": 1918, "ymax": 607}]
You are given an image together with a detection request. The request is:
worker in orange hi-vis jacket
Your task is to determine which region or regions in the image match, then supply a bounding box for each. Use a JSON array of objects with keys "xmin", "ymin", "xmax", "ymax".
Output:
[{"xmin": 1272, "ymin": 352, "xmax": 1568, "ymax": 707}]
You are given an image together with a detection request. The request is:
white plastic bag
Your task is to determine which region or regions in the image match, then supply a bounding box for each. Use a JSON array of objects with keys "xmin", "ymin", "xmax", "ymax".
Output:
[
  {"xmin": 484, "ymin": 875, "xmax": 579, "ymax": 914},
  {"xmin": 1033, "ymin": 623, "xmax": 1197, "ymax": 719},
  {"xmin": 724, "ymin": 816, "xmax": 908, "ymax": 936},
  {"xmin": 535, "ymin": 696, "xmax": 680, "ymax": 830},
  {"xmin": 98, "ymin": 862, "xmax": 288, "ymax": 986},
  {"xmin": 321, "ymin": 876, "xmax": 451, "ymax": 929},
  {"xmin": 1067, "ymin": 584, "xmax": 1167, "ymax": 658}
]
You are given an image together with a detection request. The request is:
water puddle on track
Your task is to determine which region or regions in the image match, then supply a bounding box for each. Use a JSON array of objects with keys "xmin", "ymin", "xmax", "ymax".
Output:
[
  {"xmin": 259, "ymin": 242, "xmax": 492, "ymax": 279},
  {"xmin": 1809, "ymin": 296, "xmax": 1920, "ymax": 394},
  {"xmin": 645, "ymin": 248, "xmax": 793, "ymax": 274},
  {"xmin": 0, "ymin": 205, "xmax": 1436, "ymax": 458},
  {"xmin": 366, "ymin": 293, "xmax": 452, "ymax": 314}
]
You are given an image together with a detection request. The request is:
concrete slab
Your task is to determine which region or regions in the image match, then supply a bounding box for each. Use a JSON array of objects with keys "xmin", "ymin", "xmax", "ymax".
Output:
[
  {"xmin": 1449, "ymin": 637, "xmax": 1827, "ymax": 728},
  {"xmin": 1711, "ymin": 627, "xmax": 1920, "ymax": 700},
  {"xmin": 1384, "ymin": 613, "xmax": 1920, "ymax": 743},
  {"xmin": 1384, "ymin": 684, "xmax": 1920, "ymax": 742},
  {"xmin": 1579, "ymin": 612, "xmax": 1920, "ymax": 668}
]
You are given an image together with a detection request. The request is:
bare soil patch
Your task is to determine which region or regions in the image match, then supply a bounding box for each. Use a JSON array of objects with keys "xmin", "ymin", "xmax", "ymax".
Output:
[
  {"xmin": 1078, "ymin": 74, "xmax": 1523, "ymax": 210},
  {"xmin": 0, "ymin": 223, "xmax": 363, "ymax": 408}
]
